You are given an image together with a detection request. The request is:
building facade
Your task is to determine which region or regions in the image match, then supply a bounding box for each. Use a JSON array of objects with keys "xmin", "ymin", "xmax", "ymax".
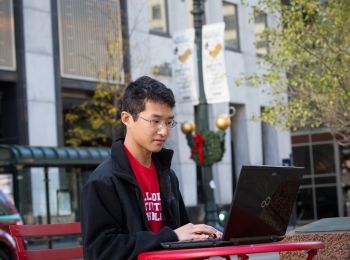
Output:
[{"xmin": 3, "ymin": 0, "xmax": 343, "ymax": 225}]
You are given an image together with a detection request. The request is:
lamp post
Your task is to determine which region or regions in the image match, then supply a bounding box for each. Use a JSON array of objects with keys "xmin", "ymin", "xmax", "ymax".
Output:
[
  {"xmin": 180, "ymin": 0, "xmax": 236, "ymax": 229},
  {"xmin": 191, "ymin": 0, "xmax": 220, "ymax": 229}
]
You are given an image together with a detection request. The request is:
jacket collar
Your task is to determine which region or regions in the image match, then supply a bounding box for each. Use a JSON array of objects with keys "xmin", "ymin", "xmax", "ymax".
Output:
[{"xmin": 110, "ymin": 138, "xmax": 174, "ymax": 184}]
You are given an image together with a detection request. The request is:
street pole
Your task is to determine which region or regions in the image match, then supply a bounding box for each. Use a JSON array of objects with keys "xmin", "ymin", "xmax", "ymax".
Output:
[{"xmin": 192, "ymin": 0, "xmax": 221, "ymax": 229}]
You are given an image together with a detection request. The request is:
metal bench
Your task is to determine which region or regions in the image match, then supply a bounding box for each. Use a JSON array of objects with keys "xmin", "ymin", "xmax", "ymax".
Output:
[{"xmin": 9, "ymin": 222, "xmax": 83, "ymax": 260}]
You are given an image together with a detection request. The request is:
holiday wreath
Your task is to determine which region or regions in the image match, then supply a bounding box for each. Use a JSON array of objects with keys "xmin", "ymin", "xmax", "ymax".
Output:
[{"xmin": 190, "ymin": 130, "xmax": 225, "ymax": 166}]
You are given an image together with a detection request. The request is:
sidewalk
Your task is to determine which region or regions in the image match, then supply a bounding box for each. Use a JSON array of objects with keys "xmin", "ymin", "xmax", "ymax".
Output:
[{"xmin": 211, "ymin": 252, "xmax": 279, "ymax": 259}]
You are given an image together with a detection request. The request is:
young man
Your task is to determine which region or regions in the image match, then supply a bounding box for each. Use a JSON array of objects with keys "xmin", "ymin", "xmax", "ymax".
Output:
[{"xmin": 81, "ymin": 76, "xmax": 222, "ymax": 259}]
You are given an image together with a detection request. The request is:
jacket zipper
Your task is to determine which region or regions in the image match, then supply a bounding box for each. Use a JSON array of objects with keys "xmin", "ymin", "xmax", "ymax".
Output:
[{"xmin": 134, "ymin": 186, "xmax": 151, "ymax": 231}]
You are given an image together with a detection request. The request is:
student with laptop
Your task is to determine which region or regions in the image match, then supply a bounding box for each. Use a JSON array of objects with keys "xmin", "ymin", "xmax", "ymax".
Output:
[
  {"xmin": 161, "ymin": 165, "xmax": 304, "ymax": 249},
  {"xmin": 81, "ymin": 76, "xmax": 222, "ymax": 260}
]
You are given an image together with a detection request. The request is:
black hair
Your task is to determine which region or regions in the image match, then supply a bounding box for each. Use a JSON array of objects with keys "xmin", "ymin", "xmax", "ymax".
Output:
[{"xmin": 121, "ymin": 76, "xmax": 175, "ymax": 120}]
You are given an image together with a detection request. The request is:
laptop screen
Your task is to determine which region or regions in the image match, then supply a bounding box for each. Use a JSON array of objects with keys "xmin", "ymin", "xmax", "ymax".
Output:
[{"xmin": 223, "ymin": 165, "xmax": 304, "ymax": 242}]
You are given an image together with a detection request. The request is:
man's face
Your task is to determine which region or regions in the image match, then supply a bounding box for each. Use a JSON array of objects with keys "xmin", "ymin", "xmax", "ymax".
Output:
[{"xmin": 125, "ymin": 101, "xmax": 174, "ymax": 153}]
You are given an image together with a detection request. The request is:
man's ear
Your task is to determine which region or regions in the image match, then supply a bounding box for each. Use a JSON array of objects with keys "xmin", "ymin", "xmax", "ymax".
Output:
[{"xmin": 121, "ymin": 111, "xmax": 132, "ymax": 126}]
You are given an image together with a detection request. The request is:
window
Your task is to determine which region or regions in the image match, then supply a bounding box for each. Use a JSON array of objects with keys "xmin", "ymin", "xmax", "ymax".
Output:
[
  {"xmin": 148, "ymin": 0, "xmax": 168, "ymax": 34},
  {"xmin": 293, "ymin": 146, "xmax": 311, "ymax": 175},
  {"xmin": 312, "ymin": 144, "xmax": 335, "ymax": 175},
  {"xmin": 223, "ymin": 2, "xmax": 240, "ymax": 51},
  {"xmin": 254, "ymin": 10, "xmax": 268, "ymax": 56},
  {"xmin": 62, "ymin": 89, "xmax": 90, "ymax": 145},
  {"xmin": 316, "ymin": 186, "xmax": 338, "ymax": 218},
  {"xmin": 57, "ymin": 0, "xmax": 123, "ymax": 82},
  {"xmin": 0, "ymin": 0, "xmax": 16, "ymax": 71},
  {"xmin": 186, "ymin": 0, "xmax": 193, "ymax": 28},
  {"xmin": 152, "ymin": 5, "xmax": 161, "ymax": 20},
  {"xmin": 296, "ymin": 188, "xmax": 314, "ymax": 220},
  {"xmin": 292, "ymin": 136, "xmax": 340, "ymax": 222}
]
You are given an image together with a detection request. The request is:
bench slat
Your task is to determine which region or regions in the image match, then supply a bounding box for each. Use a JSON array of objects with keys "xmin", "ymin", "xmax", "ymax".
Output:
[{"xmin": 9, "ymin": 222, "xmax": 83, "ymax": 260}]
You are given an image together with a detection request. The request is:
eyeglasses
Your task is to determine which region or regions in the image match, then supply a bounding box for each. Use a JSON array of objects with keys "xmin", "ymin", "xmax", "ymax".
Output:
[{"xmin": 138, "ymin": 116, "xmax": 178, "ymax": 129}]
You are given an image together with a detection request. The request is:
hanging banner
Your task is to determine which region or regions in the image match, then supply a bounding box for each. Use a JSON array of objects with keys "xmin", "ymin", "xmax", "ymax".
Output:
[
  {"xmin": 172, "ymin": 28, "xmax": 199, "ymax": 105},
  {"xmin": 202, "ymin": 22, "xmax": 230, "ymax": 104}
]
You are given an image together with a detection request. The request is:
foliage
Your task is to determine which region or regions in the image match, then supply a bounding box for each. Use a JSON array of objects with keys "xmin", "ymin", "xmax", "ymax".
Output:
[
  {"xmin": 65, "ymin": 83, "xmax": 125, "ymax": 147},
  {"xmin": 190, "ymin": 130, "xmax": 225, "ymax": 167},
  {"xmin": 239, "ymin": 0, "xmax": 350, "ymax": 145}
]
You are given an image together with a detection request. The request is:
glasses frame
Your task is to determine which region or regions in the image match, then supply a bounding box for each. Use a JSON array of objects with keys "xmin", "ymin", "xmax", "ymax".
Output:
[{"xmin": 138, "ymin": 115, "xmax": 178, "ymax": 129}]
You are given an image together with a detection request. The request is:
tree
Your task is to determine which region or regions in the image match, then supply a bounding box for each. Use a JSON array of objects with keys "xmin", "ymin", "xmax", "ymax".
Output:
[
  {"xmin": 241, "ymin": 0, "xmax": 350, "ymax": 145},
  {"xmin": 64, "ymin": 81, "xmax": 125, "ymax": 147}
]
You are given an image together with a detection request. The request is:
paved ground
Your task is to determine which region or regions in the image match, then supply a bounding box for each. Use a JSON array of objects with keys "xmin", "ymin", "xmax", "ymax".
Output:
[{"xmin": 210, "ymin": 252, "xmax": 279, "ymax": 259}]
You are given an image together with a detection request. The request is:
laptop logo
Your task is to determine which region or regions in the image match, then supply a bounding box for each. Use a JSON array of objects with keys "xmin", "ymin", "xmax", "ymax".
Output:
[{"xmin": 261, "ymin": 196, "xmax": 271, "ymax": 208}]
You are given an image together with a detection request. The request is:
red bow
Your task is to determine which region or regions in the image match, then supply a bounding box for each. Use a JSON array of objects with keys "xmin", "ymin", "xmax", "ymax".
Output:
[{"xmin": 191, "ymin": 133, "xmax": 205, "ymax": 165}]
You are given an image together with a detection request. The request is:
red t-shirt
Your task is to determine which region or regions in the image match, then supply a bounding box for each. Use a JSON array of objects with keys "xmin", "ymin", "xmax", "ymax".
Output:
[{"xmin": 124, "ymin": 145, "xmax": 166, "ymax": 232}]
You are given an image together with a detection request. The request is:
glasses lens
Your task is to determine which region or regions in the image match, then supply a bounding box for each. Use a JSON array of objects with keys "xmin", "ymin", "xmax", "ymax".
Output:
[{"xmin": 144, "ymin": 118, "xmax": 178, "ymax": 129}]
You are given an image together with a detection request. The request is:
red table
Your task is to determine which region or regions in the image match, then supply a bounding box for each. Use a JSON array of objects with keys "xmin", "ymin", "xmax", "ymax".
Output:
[{"xmin": 138, "ymin": 241, "xmax": 325, "ymax": 260}]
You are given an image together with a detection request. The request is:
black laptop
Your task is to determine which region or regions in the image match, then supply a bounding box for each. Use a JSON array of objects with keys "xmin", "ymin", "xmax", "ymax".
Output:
[{"xmin": 161, "ymin": 165, "xmax": 304, "ymax": 249}]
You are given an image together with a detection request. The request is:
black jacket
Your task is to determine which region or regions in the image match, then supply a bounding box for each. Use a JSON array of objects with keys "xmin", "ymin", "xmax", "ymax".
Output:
[{"xmin": 81, "ymin": 139, "xmax": 189, "ymax": 260}]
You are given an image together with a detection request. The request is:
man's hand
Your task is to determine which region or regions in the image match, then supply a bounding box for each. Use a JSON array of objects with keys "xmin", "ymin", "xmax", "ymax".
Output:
[{"xmin": 174, "ymin": 223, "xmax": 223, "ymax": 241}]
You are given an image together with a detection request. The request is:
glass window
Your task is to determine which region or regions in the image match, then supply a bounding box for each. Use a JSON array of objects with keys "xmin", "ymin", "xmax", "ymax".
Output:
[
  {"xmin": 312, "ymin": 144, "xmax": 335, "ymax": 174},
  {"xmin": 0, "ymin": 82, "xmax": 19, "ymax": 144},
  {"xmin": 292, "ymin": 146, "xmax": 311, "ymax": 175},
  {"xmin": 57, "ymin": 0, "xmax": 123, "ymax": 82},
  {"xmin": 223, "ymin": 2, "xmax": 240, "ymax": 51},
  {"xmin": 314, "ymin": 176, "xmax": 336, "ymax": 185},
  {"xmin": 296, "ymin": 188, "xmax": 314, "ymax": 220},
  {"xmin": 0, "ymin": 174, "xmax": 13, "ymax": 200},
  {"xmin": 152, "ymin": 5, "xmax": 161, "ymax": 20},
  {"xmin": 254, "ymin": 10, "xmax": 268, "ymax": 56},
  {"xmin": 292, "ymin": 133, "xmax": 341, "ymax": 222},
  {"xmin": 316, "ymin": 186, "xmax": 338, "ymax": 218},
  {"xmin": 62, "ymin": 90, "xmax": 89, "ymax": 145},
  {"xmin": 0, "ymin": 0, "xmax": 16, "ymax": 71},
  {"xmin": 148, "ymin": 0, "xmax": 168, "ymax": 34},
  {"xmin": 186, "ymin": 0, "xmax": 193, "ymax": 28}
]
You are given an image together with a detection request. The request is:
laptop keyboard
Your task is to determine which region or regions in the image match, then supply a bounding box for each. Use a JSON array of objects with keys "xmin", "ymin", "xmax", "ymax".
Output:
[{"xmin": 160, "ymin": 238, "xmax": 234, "ymax": 249}]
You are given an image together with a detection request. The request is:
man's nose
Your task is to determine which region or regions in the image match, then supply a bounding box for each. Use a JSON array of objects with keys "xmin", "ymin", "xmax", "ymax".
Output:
[{"xmin": 157, "ymin": 123, "xmax": 169, "ymax": 135}]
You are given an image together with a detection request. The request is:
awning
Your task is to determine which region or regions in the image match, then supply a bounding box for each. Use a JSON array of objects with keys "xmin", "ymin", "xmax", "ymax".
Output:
[{"xmin": 0, "ymin": 145, "xmax": 110, "ymax": 171}]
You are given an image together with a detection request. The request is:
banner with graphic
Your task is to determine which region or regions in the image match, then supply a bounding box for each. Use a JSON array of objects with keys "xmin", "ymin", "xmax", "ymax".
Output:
[
  {"xmin": 202, "ymin": 23, "xmax": 230, "ymax": 104},
  {"xmin": 172, "ymin": 28, "xmax": 199, "ymax": 104}
]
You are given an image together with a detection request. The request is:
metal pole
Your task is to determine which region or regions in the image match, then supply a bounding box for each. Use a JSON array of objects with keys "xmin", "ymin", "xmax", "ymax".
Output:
[
  {"xmin": 44, "ymin": 166, "xmax": 52, "ymax": 248},
  {"xmin": 13, "ymin": 169, "xmax": 20, "ymax": 210},
  {"xmin": 192, "ymin": 0, "xmax": 220, "ymax": 229}
]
